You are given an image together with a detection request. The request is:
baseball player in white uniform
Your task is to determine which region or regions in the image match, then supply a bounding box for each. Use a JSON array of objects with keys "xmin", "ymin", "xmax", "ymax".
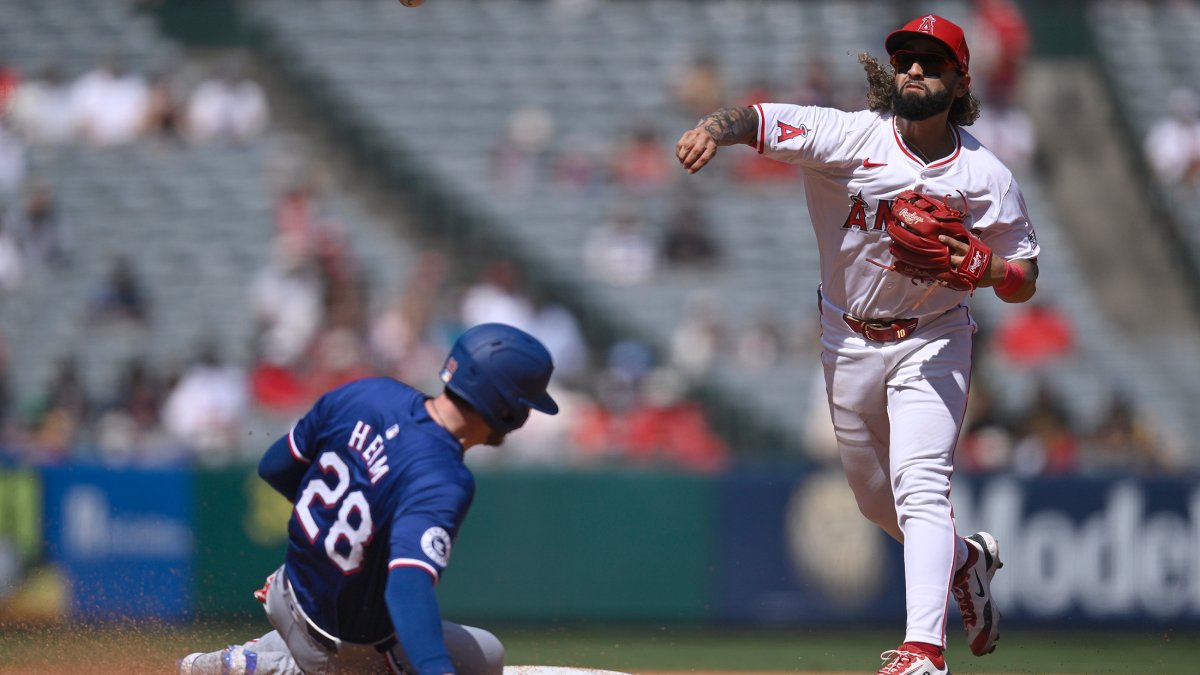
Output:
[{"xmin": 676, "ymin": 14, "xmax": 1039, "ymax": 675}]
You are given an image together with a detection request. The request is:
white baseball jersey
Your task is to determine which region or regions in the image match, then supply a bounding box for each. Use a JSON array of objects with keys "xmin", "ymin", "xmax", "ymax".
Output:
[
  {"xmin": 752, "ymin": 103, "xmax": 1040, "ymax": 319},
  {"xmin": 750, "ymin": 103, "xmax": 1038, "ymax": 649}
]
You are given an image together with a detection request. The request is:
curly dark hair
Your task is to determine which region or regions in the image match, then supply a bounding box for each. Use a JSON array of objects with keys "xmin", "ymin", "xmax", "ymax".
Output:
[{"xmin": 858, "ymin": 52, "xmax": 981, "ymax": 126}]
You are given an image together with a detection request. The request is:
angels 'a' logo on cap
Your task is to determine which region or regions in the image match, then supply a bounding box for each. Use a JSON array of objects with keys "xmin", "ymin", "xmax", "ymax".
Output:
[{"xmin": 918, "ymin": 14, "xmax": 936, "ymax": 33}]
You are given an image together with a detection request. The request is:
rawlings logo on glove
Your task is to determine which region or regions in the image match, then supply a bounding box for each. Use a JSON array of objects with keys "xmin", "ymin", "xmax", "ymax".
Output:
[{"xmin": 879, "ymin": 190, "xmax": 991, "ymax": 292}]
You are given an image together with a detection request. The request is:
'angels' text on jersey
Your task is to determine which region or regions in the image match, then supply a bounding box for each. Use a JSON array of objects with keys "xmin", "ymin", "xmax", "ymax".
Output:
[
  {"xmin": 841, "ymin": 193, "xmax": 974, "ymax": 234},
  {"xmin": 843, "ymin": 193, "xmax": 896, "ymax": 233},
  {"xmin": 752, "ymin": 102, "xmax": 1040, "ymax": 319}
]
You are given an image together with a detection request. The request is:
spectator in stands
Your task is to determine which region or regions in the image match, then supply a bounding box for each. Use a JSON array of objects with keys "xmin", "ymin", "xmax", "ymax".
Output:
[
  {"xmin": 957, "ymin": 380, "xmax": 1015, "ymax": 473},
  {"xmin": 10, "ymin": 181, "xmax": 68, "ymax": 268},
  {"xmin": 1143, "ymin": 86, "xmax": 1200, "ymax": 188},
  {"xmin": 368, "ymin": 250, "xmax": 450, "ymax": 391},
  {"xmin": 527, "ymin": 290, "xmax": 590, "ymax": 386},
  {"xmin": 969, "ymin": 0, "xmax": 1031, "ymax": 104},
  {"xmin": 273, "ymin": 169, "xmax": 354, "ymax": 280},
  {"xmin": 142, "ymin": 67, "xmax": 186, "ymax": 142},
  {"xmin": 570, "ymin": 340, "xmax": 727, "ymax": 473},
  {"xmin": 0, "ymin": 119, "xmax": 27, "ymax": 201},
  {"xmin": 87, "ymin": 254, "xmax": 150, "ymax": 327},
  {"xmin": 1081, "ymin": 393, "xmax": 1180, "ymax": 476},
  {"xmin": 71, "ymin": 53, "xmax": 150, "ymax": 147},
  {"xmin": 738, "ymin": 73, "xmax": 778, "ymax": 110},
  {"xmin": 660, "ymin": 197, "xmax": 722, "ymax": 270},
  {"xmin": 733, "ymin": 310, "xmax": 789, "ymax": 370},
  {"xmin": 0, "ymin": 215, "xmax": 23, "ymax": 292},
  {"xmin": 184, "ymin": 61, "xmax": 269, "ymax": 144},
  {"xmin": 319, "ymin": 245, "xmax": 368, "ymax": 336},
  {"xmin": 784, "ymin": 56, "xmax": 837, "ymax": 108},
  {"xmin": 570, "ymin": 338, "xmax": 653, "ymax": 465},
  {"xmin": 993, "ymin": 300, "xmax": 1075, "ymax": 368},
  {"xmin": 93, "ymin": 357, "xmax": 173, "ymax": 465},
  {"xmin": 250, "ymin": 230, "xmax": 326, "ymax": 369},
  {"xmin": 669, "ymin": 290, "xmax": 725, "ymax": 377},
  {"xmin": 670, "ymin": 52, "xmax": 727, "ymax": 120},
  {"xmin": 610, "ymin": 122, "xmax": 676, "ymax": 195},
  {"xmin": 491, "ymin": 106, "xmax": 555, "ymax": 195},
  {"xmin": 9, "ymin": 62, "xmax": 75, "ymax": 146},
  {"xmin": 621, "ymin": 366, "xmax": 729, "ymax": 473},
  {"xmin": 460, "ymin": 258, "xmax": 535, "ymax": 330},
  {"xmin": 475, "ymin": 380, "xmax": 587, "ymax": 468},
  {"xmin": 969, "ymin": 83, "xmax": 1035, "ymax": 172},
  {"xmin": 552, "ymin": 133, "xmax": 608, "ymax": 195},
  {"xmin": 304, "ymin": 326, "xmax": 374, "ymax": 399},
  {"xmin": 161, "ymin": 341, "xmax": 248, "ymax": 464},
  {"xmin": 23, "ymin": 356, "xmax": 93, "ymax": 464},
  {"xmin": 583, "ymin": 203, "xmax": 658, "ymax": 286},
  {"xmin": 0, "ymin": 56, "xmax": 19, "ymax": 115},
  {"xmin": 731, "ymin": 74, "xmax": 801, "ymax": 184},
  {"xmin": 1009, "ymin": 383, "xmax": 1078, "ymax": 476}
]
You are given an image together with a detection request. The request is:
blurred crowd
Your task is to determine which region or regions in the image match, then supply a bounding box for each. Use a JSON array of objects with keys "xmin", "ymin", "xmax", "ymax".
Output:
[
  {"xmin": 0, "ymin": 193, "xmax": 733, "ymax": 472},
  {"xmin": 0, "ymin": 1, "xmax": 1188, "ymax": 478},
  {"xmin": 1144, "ymin": 85, "xmax": 1200, "ymax": 190},
  {"xmin": 0, "ymin": 51, "xmax": 268, "ymax": 291},
  {"xmin": 960, "ymin": 306, "xmax": 1185, "ymax": 477}
]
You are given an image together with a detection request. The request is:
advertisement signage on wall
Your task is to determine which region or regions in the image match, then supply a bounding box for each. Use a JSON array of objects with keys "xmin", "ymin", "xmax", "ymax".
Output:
[
  {"xmin": 41, "ymin": 465, "xmax": 194, "ymax": 621},
  {"xmin": 951, "ymin": 476, "xmax": 1200, "ymax": 623},
  {"xmin": 717, "ymin": 468, "xmax": 1200, "ymax": 626},
  {"xmin": 716, "ymin": 468, "xmax": 906, "ymax": 623},
  {"xmin": 16, "ymin": 462, "xmax": 1200, "ymax": 626}
]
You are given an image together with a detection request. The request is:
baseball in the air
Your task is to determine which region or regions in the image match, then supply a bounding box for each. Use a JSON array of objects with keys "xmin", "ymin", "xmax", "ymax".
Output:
[{"xmin": 398, "ymin": 0, "xmax": 424, "ymax": 7}]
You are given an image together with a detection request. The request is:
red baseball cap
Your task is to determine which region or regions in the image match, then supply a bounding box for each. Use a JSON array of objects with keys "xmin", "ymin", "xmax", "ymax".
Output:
[{"xmin": 886, "ymin": 14, "xmax": 970, "ymax": 74}]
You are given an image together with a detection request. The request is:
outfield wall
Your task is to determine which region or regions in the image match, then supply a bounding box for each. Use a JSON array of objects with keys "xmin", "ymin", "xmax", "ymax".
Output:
[{"xmin": 2, "ymin": 463, "xmax": 1198, "ymax": 626}]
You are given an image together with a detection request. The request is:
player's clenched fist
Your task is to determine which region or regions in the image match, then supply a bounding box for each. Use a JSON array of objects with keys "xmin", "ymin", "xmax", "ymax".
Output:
[{"xmin": 676, "ymin": 127, "xmax": 719, "ymax": 174}]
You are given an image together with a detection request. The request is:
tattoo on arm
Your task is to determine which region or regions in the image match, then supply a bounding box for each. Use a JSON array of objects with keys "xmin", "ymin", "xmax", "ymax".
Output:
[{"xmin": 697, "ymin": 107, "xmax": 758, "ymax": 146}]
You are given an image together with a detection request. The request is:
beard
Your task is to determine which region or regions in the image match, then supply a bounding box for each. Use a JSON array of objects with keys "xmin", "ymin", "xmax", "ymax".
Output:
[{"xmin": 892, "ymin": 83, "xmax": 954, "ymax": 121}]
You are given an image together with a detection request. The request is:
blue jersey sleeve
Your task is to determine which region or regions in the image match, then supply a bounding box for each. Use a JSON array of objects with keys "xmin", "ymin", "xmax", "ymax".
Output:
[
  {"xmin": 258, "ymin": 394, "xmax": 329, "ymax": 500},
  {"xmin": 387, "ymin": 469, "xmax": 474, "ymax": 581},
  {"xmin": 258, "ymin": 435, "xmax": 306, "ymax": 500},
  {"xmin": 386, "ymin": 566, "xmax": 455, "ymax": 675}
]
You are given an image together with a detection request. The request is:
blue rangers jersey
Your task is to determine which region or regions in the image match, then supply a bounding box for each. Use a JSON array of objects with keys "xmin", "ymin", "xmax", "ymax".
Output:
[{"xmin": 259, "ymin": 377, "xmax": 474, "ymax": 644}]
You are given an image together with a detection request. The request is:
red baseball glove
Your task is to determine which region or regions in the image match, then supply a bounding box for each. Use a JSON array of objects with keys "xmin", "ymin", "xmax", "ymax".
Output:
[{"xmin": 885, "ymin": 190, "xmax": 992, "ymax": 291}]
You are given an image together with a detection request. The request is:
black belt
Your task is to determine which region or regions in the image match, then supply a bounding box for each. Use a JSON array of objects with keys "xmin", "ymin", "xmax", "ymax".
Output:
[
  {"xmin": 306, "ymin": 620, "xmax": 339, "ymax": 653},
  {"xmin": 281, "ymin": 572, "xmax": 397, "ymax": 655},
  {"xmin": 843, "ymin": 313, "xmax": 919, "ymax": 342},
  {"xmin": 307, "ymin": 622, "xmax": 399, "ymax": 656}
]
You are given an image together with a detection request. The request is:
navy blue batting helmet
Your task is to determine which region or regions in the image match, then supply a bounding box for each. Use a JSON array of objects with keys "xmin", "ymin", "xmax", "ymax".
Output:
[{"xmin": 440, "ymin": 323, "xmax": 558, "ymax": 433}]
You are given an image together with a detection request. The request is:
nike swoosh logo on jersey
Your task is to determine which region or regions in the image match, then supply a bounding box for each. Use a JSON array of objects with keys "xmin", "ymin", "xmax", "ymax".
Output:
[{"xmin": 862, "ymin": 158, "xmax": 888, "ymax": 168}]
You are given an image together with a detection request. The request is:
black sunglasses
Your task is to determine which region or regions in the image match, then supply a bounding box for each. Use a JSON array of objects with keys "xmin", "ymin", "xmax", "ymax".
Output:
[{"xmin": 890, "ymin": 50, "xmax": 961, "ymax": 77}]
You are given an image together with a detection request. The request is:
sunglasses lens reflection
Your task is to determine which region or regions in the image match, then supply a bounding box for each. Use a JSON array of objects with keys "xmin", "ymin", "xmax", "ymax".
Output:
[{"xmin": 890, "ymin": 51, "xmax": 955, "ymax": 76}]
